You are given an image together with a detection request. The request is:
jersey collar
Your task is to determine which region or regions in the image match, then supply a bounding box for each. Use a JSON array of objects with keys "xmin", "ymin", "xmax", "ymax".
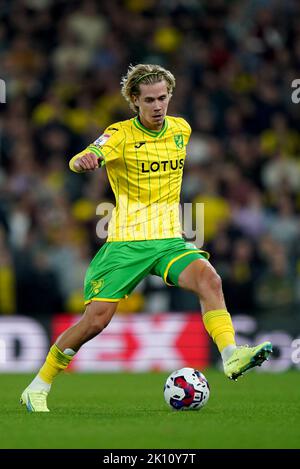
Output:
[{"xmin": 133, "ymin": 116, "xmax": 168, "ymax": 138}]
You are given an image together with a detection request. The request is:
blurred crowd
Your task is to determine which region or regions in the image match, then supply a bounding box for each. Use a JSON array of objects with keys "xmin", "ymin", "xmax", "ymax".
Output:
[{"xmin": 0, "ymin": 0, "xmax": 299, "ymax": 317}]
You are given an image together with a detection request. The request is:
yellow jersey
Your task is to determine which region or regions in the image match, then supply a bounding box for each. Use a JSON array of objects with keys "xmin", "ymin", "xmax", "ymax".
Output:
[{"xmin": 69, "ymin": 116, "xmax": 191, "ymax": 241}]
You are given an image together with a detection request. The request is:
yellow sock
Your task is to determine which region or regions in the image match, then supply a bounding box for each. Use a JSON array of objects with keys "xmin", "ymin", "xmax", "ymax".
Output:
[
  {"xmin": 38, "ymin": 344, "xmax": 74, "ymax": 384},
  {"xmin": 203, "ymin": 309, "xmax": 236, "ymax": 352}
]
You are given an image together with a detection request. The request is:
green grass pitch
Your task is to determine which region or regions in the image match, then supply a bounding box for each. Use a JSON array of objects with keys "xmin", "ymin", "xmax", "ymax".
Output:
[{"xmin": 1, "ymin": 370, "xmax": 299, "ymax": 449}]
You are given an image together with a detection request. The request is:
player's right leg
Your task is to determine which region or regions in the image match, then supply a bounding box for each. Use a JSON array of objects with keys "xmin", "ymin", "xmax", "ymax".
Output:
[{"xmin": 20, "ymin": 301, "xmax": 118, "ymax": 412}]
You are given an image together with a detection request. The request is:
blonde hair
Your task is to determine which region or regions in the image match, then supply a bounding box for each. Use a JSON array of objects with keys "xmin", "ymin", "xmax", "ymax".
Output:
[{"xmin": 121, "ymin": 64, "xmax": 176, "ymax": 113}]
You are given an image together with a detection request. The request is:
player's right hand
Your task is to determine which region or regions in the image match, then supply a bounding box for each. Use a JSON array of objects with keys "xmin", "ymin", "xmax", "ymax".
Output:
[{"xmin": 74, "ymin": 152, "xmax": 100, "ymax": 172}]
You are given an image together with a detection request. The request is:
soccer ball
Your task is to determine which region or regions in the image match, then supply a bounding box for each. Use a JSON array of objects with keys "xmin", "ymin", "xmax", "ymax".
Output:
[{"xmin": 164, "ymin": 367, "xmax": 210, "ymax": 411}]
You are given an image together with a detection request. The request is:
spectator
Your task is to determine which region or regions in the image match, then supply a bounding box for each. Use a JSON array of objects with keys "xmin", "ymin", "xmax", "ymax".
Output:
[{"xmin": 1, "ymin": 0, "xmax": 299, "ymax": 315}]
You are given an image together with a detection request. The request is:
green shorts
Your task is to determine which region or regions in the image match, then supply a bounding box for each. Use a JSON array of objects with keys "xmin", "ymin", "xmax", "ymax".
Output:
[{"xmin": 84, "ymin": 238, "xmax": 209, "ymax": 304}]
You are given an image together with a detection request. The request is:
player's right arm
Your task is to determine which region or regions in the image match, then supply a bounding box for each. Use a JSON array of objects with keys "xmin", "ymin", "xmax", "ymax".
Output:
[
  {"xmin": 69, "ymin": 124, "xmax": 125, "ymax": 173},
  {"xmin": 69, "ymin": 149, "xmax": 101, "ymax": 173}
]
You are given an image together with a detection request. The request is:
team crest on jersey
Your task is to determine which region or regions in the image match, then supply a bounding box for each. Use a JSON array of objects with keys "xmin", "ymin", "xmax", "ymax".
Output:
[
  {"xmin": 93, "ymin": 133, "xmax": 111, "ymax": 147},
  {"xmin": 174, "ymin": 134, "xmax": 184, "ymax": 149},
  {"xmin": 91, "ymin": 279, "xmax": 104, "ymax": 294}
]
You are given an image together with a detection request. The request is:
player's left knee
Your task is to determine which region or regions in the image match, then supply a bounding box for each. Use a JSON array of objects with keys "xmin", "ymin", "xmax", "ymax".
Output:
[
  {"xmin": 208, "ymin": 271, "xmax": 222, "ymax": 294},
  {"xmin": 195, "ymin": 263, "xmax": 222, "ymax": 297}
]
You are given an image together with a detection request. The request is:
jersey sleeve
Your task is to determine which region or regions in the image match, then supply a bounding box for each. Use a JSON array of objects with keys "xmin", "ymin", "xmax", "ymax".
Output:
[
  {"xmin": 88, "ymin": 124, "xmax": 125, "ymax": 163},
  {"xmin": 178, "ymin": 117, "xmax": 192, "ymax": 145},
  {"xmin": 69, "ymin": 123, "xmax": 125, "ymax": 172}
]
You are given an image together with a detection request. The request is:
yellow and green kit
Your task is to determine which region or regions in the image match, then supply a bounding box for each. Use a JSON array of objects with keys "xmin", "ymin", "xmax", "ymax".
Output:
[
  {"xmin": 70, "ymin": 115, "xmax": 209, "ymax": 302},
  {"xmin": 84, "ymin": 238, "xmax": 208, "ymax": 303}
]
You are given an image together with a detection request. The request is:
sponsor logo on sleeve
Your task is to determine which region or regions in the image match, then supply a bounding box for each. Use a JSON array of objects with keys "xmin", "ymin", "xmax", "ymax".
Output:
[{"xmin": 93, "ymin": 133, "xmax": 111, "ymax": 147}]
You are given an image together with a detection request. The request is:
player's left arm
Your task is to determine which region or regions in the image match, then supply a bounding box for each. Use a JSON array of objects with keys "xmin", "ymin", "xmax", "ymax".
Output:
[
  {"xmin": 178, "ymin": 118, "xmax": 191, "ymax": 239},
  {"xmin": 178, "ymin": 117, "xmax": 192, "ymax": 145}
]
